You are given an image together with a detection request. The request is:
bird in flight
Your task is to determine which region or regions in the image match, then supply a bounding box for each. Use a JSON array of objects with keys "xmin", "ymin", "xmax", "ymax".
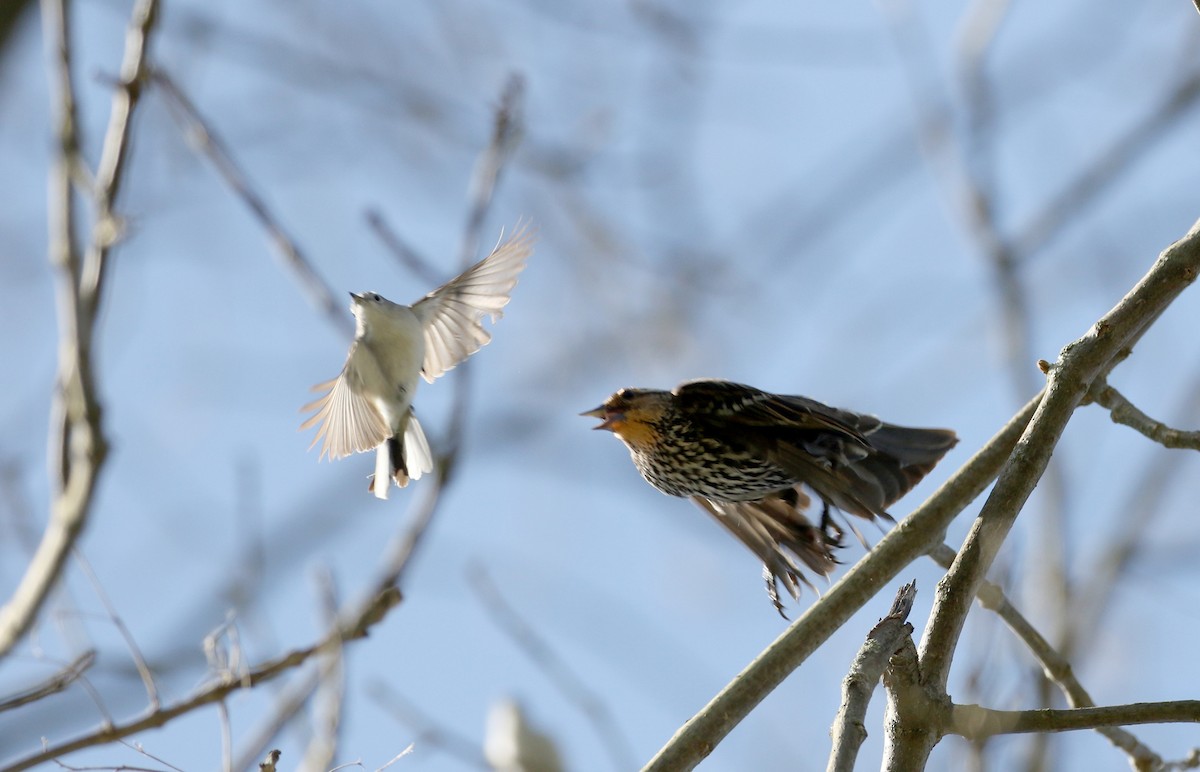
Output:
[
  {"xmin": 584, "ymin": 379, "xmax": 957, "ymax": 614},
  {"xmin": 303, "ymin": 226, "xmax": 534, "ymax": 499}
]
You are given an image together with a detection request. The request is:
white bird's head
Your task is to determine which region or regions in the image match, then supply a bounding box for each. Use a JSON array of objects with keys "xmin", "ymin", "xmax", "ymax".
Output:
[{"xmin": 350, "ymin": 291, "xmax": 396, "ymax": 335}]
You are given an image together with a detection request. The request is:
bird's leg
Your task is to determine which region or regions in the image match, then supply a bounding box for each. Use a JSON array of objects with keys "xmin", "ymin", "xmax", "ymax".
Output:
[
  {"xmin": 819, "ymin": 502, "xmax": 845, "ymax": 547},
  {"xmin": 763, "ymin": 566, "xmax": 789, "ymax": 619}
]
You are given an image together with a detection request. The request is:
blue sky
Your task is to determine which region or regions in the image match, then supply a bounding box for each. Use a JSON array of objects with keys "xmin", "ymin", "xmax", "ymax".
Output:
[{"xmin": 2, "ymin": 1, "xmax": 1199, "ymax": 770}]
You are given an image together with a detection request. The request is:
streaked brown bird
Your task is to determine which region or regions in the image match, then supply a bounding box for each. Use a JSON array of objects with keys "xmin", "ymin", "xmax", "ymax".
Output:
[{"xmin": 583, "ymin": 379, "xmax": 957, "ymax": 615}]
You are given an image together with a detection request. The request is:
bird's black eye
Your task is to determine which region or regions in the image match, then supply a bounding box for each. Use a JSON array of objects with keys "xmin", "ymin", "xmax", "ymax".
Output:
[{"xmin": 371, "ymin": 293, "xmax": 381, "ymax": 302}]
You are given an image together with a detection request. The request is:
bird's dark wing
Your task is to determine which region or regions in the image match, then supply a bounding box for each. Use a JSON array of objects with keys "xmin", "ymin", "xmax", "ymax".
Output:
[
  {"xmin": 674, "ymin": 380, "xmax": 879, "ymax": 484},
  {"xmin": 673, "ymin": 380, "xmax": 874, "ymax": 448},
  {"xmin": 675, "ymin": 379, "xmax": 957, "ymax": 517}
]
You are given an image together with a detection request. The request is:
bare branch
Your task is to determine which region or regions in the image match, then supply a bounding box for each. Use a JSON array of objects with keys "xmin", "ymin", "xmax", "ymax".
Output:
[
  {"xmin": 927, "ymin": 544, "xmax": 1163, "ymax": 770},
  {"xmin": 73, "ymin": 549, "xmax": 158, "ymax": 708},
  {"xmin": 827, "ymin": 581, "xmax": 917, "ymax": 772},
  {"xmin": 1088, "ymin": 377, "xmax": 1200, "ymax": 450},
  {"xmin": 79, "ymin": 0, "xmax": 157, "ymax": 313},
  {"xmin": 4, "ymin": 578, "xmax": 402, "ymax": 772},
  {"xmin": 912, "ymin": 218, "xmax": 1200, "ymax": 766},
  {"xmin": 950, "ymin": 701, "xmax": 1200, "ymax": 741},
  {"xmin": 0, "ymin": 650, "xmax": 95, "ymax": 713},
  {"xmin": 149, "ymin": 68, "xmax": 351, "ymax": 336},
  {"xmin": 881, "ymin": 637, "xmax": 948, "ymax": 772},
  {"xmin": 0, "ymin": 0, "xmax": 159, "ymax": 661}
]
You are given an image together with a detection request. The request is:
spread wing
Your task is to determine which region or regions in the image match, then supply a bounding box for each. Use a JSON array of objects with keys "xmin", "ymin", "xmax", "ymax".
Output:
[
  {"xmin": 412, "ymin": 226, "xmax": 534, "ymax": 383},
  {"xmin": 301, "ymin": 346, "xmax": 391, "ymax": 460}
]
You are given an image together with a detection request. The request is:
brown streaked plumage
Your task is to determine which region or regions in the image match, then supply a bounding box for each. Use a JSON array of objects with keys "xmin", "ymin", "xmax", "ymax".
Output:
[{"xmin": 583, "ymin": 379, "xmax": 957, "ymax": 615}]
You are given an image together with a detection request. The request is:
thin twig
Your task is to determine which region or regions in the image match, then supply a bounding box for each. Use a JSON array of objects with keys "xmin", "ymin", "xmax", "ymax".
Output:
[
  {"xmin": 79, "ymin": 0, "xmax": 157, "ymax": 313},
  {"xmin": 1088, "ymin": 377, "xmax": 1200, "ymax": 450},
  {"xmin": 72, "ymin": 549, "xmax": 159, "ymax": 708},
  {"xmin": 376, "ymin": 745, "xmax": 415, "ymax": 771},
  {"xmin": 116, "ymin": 739, "xmax": 187, "ymax": 772},
  {"xmin": 1068, "ymin": 369, "xmax": 1200, "ymax": 659},
  {"xmin": 0, "ymin": 650, "xmax": 95, "ymax": 712},
  {"xmin": 149, "ymin": 68, "xmax": 351, "ymax": 336},
  {"xmin": 218, "ymin": 700, "xmax": 233, "ymax": 772},
  {"xmin": 469, "ymin": 563, "xmax": 637, "ymax": 772},
  {"xmin": 950, "ymin": 700, "xmax": 1200, "ymax": 740},
  {"xmin": 827, "ymin": 581, "xmax": 918, "ymax": 772}
]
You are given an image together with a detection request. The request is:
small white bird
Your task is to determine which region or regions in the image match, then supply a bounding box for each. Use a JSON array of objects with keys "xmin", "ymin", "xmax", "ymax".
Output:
[{"xmin": 302, "ymin": 226, "xmax": 534, "ymax": 499}]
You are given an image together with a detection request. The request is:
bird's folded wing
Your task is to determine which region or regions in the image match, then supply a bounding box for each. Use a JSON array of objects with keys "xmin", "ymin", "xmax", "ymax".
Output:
[
  {"xmin": 674, "ymin": 380, "xmax": 875, "ymax": 442},
  {"xmin": 301, "ymin": 362, "xmax": 390, "ymax": 460},
  {"xmin": 413, "ymin": 226, "xmax": 534, "ymax": 383}
]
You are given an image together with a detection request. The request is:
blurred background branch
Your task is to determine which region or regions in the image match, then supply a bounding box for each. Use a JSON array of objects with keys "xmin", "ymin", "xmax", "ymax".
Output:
[{"xmin": 0, "ymin": 0, "xmax": 157, "ymax": 660}]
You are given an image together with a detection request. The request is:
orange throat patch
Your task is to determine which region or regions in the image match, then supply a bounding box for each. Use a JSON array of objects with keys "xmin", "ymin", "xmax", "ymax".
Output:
[{"xmin": 609, "ymin": 417, "xmax": 658, "ymax": 449}]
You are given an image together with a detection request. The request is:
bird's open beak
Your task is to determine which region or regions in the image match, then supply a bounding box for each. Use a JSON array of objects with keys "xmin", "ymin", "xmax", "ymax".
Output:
[{"xmin": 581, "ymin": 406, "xmax": 621, "ymax": 431}]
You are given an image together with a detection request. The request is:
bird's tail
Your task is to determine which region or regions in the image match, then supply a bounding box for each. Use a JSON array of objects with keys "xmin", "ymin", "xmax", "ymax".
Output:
[
  {"xmin": 368, "ymin": 414, "xmax": 434, "ymax": 500},
  {"xmin": 775, "ymin": 423, "xmax": 957, "ymax": 520},
  {"xmin": 370, "ymin": 440, "xmax": 396, "ymax": 500},
  {"xmin": 847, "ymin": 424, "xmax": 959, "ymax": 514}
]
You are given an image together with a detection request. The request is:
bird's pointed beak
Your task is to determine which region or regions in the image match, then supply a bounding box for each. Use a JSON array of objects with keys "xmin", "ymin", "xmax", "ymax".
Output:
[
  {"xmin": 581, "ymin": 405, "xmax": 621, "ymax": 431},
  {"xmin": 349, "ymin": 292, "xmax": 364, "ymax": 302}
]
